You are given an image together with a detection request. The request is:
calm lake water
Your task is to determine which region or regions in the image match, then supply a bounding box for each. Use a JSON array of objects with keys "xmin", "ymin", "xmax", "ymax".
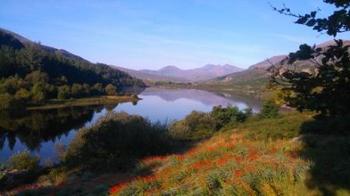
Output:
[{"xmin": 0, "ymin": 88, "xmax": 260, "ymax": 163}]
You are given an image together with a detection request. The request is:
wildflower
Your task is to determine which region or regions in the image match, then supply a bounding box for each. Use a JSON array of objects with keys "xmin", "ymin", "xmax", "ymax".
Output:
[
  {"xmin": 247, "ymin": 149, "xmax": 258, "ymax": 161},
  {"xmin": 192, "ymin": 160, "xmax": 212, "ymax": 170},
  {"xmin": 216, "ymin": 154, "xmax": 232, "ymax": 166},
  {"xmin": 234, "ymin": 169, "xmax": 242, "ymax": 177}
]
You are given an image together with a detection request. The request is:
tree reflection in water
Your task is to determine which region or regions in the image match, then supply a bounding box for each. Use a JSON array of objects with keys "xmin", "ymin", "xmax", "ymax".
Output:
[{"xmin": 0, "ymin": 105, "xmax": 115, "ymax": 152}]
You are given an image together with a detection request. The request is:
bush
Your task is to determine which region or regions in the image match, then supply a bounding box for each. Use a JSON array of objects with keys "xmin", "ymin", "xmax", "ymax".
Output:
[
  {"xmin": 170, "ymin": 111, "xmax": 216, "ymax": 140},
  {"xmin": 259, "ymin": 100, "xmax": 279, "ymax": 119},
  {"xmin": 211, "ymin": 105, "xmax": 250, "ymax": 129},
  {"xmin": 170, "ymin": 106, "xmax": 251, "ymax": 140},
  {"xmin": 8, "ymin": 151, "xmax": 39, "ymax": 171},
  {"xmin": 64, "ymin": 112, "xmax": 173, "ymax": 171}
]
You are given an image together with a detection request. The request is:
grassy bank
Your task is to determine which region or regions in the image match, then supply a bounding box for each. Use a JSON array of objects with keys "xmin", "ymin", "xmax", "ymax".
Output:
[
  {"xmin": 3, "ymin": 109, "xmax": 350, "ymax": 195},
  {"xmin": 26, "ymin": 95, "xmax": 140, "ymax": 110},
  {"xmin": 108, "ymin": 112, "xmax": 350, "ymax": 196}
]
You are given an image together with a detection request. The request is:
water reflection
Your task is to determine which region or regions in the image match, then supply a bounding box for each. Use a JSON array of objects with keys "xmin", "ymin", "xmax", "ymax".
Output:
[
  {"xmin": 115, "ymin": 88, "xmax": 260, "ymax": 122},
  {"xmin": 0, "ymin": 88, "xmax": 260, "ymax": 162}
]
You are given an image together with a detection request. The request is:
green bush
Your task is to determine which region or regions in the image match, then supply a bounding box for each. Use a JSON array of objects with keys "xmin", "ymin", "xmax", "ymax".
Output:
[
  {"xmin": 170, "ymin": 111, "xmax": 216, "ymax": 140},
  {"xmin": 170, "ymin": 106, "xmax": 251, "ymax": 140},
  {"xmin": 259, "ymin": 100, "xmax": 279, "ymax": 119},
  {"xmin": 211, "ymin": 105, "xmax": 251, "ymax": 129},
  {"xmin": 8, "ymin": 151, "xmax": 39, "ymax": 171},
  {"xmin": 64, "ymin": 112, "xmax": 173, "ymax": 171}
]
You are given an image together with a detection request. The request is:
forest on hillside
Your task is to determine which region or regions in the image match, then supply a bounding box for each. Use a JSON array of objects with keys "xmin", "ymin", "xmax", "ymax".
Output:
[{"xmin": 0, "ymin": 30, "xmax": 144, "ymax": 111}]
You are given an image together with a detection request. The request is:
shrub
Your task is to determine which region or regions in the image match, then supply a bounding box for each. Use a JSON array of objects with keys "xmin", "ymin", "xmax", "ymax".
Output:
[
  {"xmin": 259, "ymin": 100, "xmax": 279, "ymax": 119},
  {"xmin": 64, "ymin": 112, "xmax": 173, "ymax": 171},
  {"xmin": 211, "ymin": 105, "xmax": 250, "ymax": 129},
  {"xmin": 170, "ymin": 111, "xmax": 216, "ymax": 140},
  {"xmin": 170, "ymin": 106, "xmax": 251, "ymax": 140},
  {"xmin": 8, "ymin": 151, "xmax": 39, "ymax": 171}
]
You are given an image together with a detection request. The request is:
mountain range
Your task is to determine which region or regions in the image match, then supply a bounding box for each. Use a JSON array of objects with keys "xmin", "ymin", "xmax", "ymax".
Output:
[
  {"xmin": 2, "ymin": 27, "xmax": 349, "ymax": 91},
  {"xmin": 116, "ymin": 64, "xmax": 243, "ymax": 82},
  {"xmin": 203, "ymin": 40, "xmax": 350, "ymax": 97}
]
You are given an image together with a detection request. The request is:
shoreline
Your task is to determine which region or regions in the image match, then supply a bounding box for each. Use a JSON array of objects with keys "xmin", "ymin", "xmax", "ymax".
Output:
[{"xmin": 27, "ymin": 95, "xmax": 141, "ymax": 111}]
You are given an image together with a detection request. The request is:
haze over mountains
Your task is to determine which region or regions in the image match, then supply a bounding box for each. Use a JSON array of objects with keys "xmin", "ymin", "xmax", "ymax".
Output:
[
  {"xmin": 2, "ymin": 27, "xmax": 349, "ymax": 89},
  {"xmin": 116, "ymin": 64, "xmax": 243, "ymax": 82}
]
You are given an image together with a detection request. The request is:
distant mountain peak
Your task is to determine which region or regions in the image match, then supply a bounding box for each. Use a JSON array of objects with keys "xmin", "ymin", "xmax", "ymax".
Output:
[
  {"xmin": 159, "ymin": 65, "xmax": 182, "ymax": 71},
  {"xmin": 118, "ymin": 64, "xmax": 243, "ymax": 82}
]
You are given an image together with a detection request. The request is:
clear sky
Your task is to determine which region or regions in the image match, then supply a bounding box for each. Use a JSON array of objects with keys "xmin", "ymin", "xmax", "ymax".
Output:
[{"xmin": 0, "ymin": 0, "xmax": 349, "ymax": 69}]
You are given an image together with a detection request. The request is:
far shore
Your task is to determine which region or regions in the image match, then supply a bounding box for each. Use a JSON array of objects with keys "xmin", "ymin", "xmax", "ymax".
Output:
[{"xmin": 27, "ymin": 95, "xmax": 141, "ymax": 110}]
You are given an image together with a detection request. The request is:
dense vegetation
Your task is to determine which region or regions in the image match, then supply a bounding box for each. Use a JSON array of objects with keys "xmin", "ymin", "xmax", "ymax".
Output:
[
  {"xmin": 170, "ymin": 106, "xmax": 252, "ymax": 140},
  {"xmin": 0, "ymin": 105, "xmax": 255, "ymax": 194},
  {"xmin": 1, "ymin": 102, "xmax": 350, "ymax": 195},
  {"xmin": 108, "ymin": 111, "xmax": 350, "ymax": 195},
  {"xmin": 1, "ymin": 0, "xmax": 350, "ymax": 194},
  {"xmin": 63, "ymin": 112, "xmax": 174, "ymax": 171},
  {"xmin": 0, "ymin": 29, "xmax": 144, "ymax": 111},
  {"xmin": 271, "ymin": 0, "xmax": 350, "ymax": 119}
]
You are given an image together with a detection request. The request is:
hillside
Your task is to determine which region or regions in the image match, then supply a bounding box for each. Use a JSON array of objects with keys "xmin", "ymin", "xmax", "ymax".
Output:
[
  {"xmin": 248, "ymin": 55, "xmax": 287, "ymax": 70},
  {"xmin": 108, "ymin": 113, "xmax": 349, "ymax": 196},
  {"xmin": 200, "ymin": 40, "xmax": 350, "ymax": 98},
  {"xmin": 0, "ymin": 28, "xmax": 144, "ymax": 88},
  {"xmin": 110, "ymin": 113, "xmax": 311, "ymax": 195},
  {"xmin": 0, "ymin": 28, "xmax": 144, "ymax": 109},
  {"xmin": 118, "ymin": 64, "xmax": 243, "ymax": 82}
]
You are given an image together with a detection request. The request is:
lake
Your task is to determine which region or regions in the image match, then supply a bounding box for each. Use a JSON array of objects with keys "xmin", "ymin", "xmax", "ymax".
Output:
[{"xmin": 0, "ymin": 88, "xmax": 261, "ymax": 163}]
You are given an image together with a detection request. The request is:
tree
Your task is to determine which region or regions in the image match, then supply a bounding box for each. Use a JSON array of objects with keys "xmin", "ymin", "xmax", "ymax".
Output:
[
  {"xmin": 271, "ymin": 0, "xmax": 350, "ymax": 117},
  {"xmin": 71, "ymin": 83, "xmax": 84, "ymax": 98},
  {"xmin": 92, "ymin": 83, "xmax": 104, "ymax": 95},
  {"xmin": 57, "ymin": 85, "xmax": 71, "ymax": 99},
  {"xmin": 25, "ymin": 71, "xmax": 49, "ymax": 84},
  {"xmin": 272, "ymin": 1, "xmax": 350, "ymax": 37},
  {"xmin": 0, "ymin": 94, "xmax": 15, "ymax": 110},
  {"xmin": 15, "ymin": 88, "xmax": 31, "ymax": 102},
  {"xmin": 31, "ymin": 83, "xmax": 46, "ymax": 102},
  {"xmin": 105, "ymin": 84, "xmax": 117, "ymax": 96}
]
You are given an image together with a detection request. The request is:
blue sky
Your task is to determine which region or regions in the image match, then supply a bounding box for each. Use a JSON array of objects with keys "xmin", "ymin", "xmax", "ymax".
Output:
[{"xmin": 0, "ymin": 0, "xmax": 349, "ymax": 69}]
